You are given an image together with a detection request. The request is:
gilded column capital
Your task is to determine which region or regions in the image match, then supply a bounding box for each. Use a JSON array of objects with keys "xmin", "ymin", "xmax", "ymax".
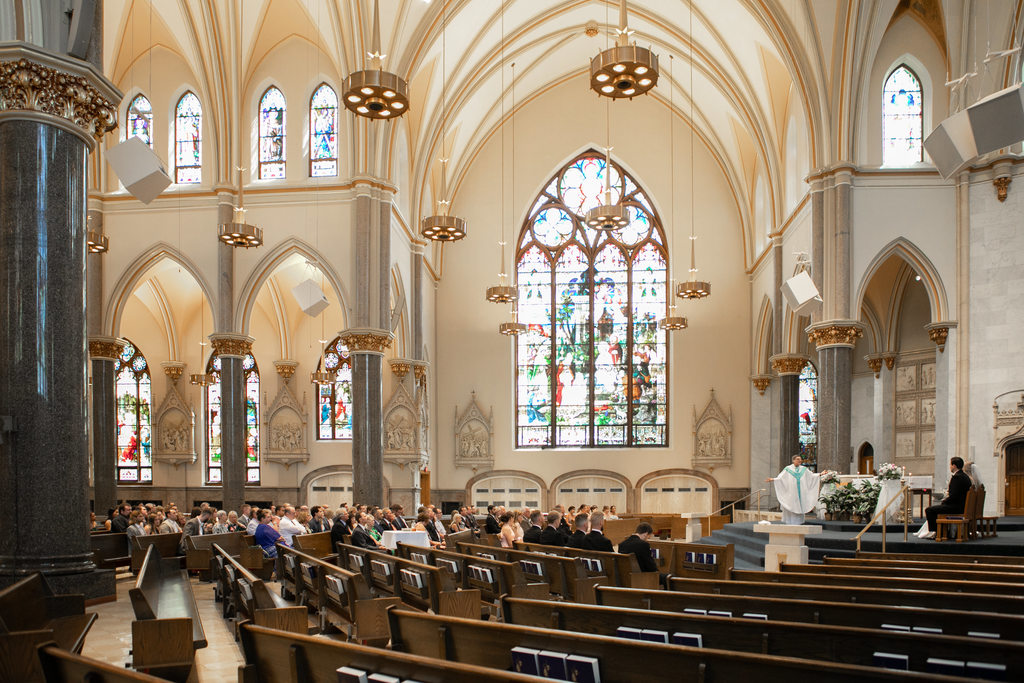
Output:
[
  {"xmin": 389, "ymin": 359, "xmax": 412, "ymax": 378},
  {"xmin": 162, "ymin": 361, "xmax": 186, "ymax": 383},
  {"xmin": 806, "ymin": 320, "xmax": 864, "ymax": 349},
  {"xmin": 410, "ymin": 360, "xmax": 429, "ymax": 385},
  {"xmin": 751, "ymin": 374, "xmax": 772, "ymax": 395},
  {"xmin": 274, "ymin": 360, "xmax": 298, "ymax": 379},
  {"xmin": 0, "ymin": 43, "xmax": 121, "ymax": 150},
  {"xmin": 864, "ymin": 354, "xmax": 883, "ymax": 378},
  {"xmin": 924, "ymin": 321, "xmax": 957, "ymax": 353},
  {"xmin": 339, "ymin": 328, "xmax": 394, "ymax": 356},
  {"xmin": 769, "ymin": 354, "xmax": 809, "ymax": 376},
  {"xmin": 88, "ymin": 336, "xmax": 125, "ymax": 360},
  {"xmin": 881, "ymin": 352, "xmax": 898, "ymax": 370},
  {"xmin": 209, "ymin": 334, "xmax": 254, "ymax": 359}
]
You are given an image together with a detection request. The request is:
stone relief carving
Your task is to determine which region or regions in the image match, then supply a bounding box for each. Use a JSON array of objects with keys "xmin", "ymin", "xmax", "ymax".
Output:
[
  {"xmin": 454, "ymin": 391, "xmax": 493, "ymax": 471},
  {"xmin": 896, "ymin": 432, "xmax": 916, "ymax": 459},
  {"xmin": 692, "ymin": 389, "xmax": 733, "ymax": 466},
  {"xmin": 896, "ymin": 366, "xmax": 916, "ymax": 392},
  {"xmin": 383, "ymin": 377, "xmax": 428, "ymax": 468},
  {"xmin": 153, "ymin": 380, "xmax": 196, "ymax": 467},
  {"xmin": 265, "ymin": 378, "xmax": 309, "ymax": 467}
]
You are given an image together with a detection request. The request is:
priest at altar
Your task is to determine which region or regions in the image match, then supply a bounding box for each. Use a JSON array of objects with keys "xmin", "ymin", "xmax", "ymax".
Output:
[{"xmin": 767, "ymin": 455, "xmax": 822, "ymax": 525}]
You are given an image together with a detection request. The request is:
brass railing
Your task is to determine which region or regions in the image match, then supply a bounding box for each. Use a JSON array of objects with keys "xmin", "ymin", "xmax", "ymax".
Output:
[
  {"xmin": 854, "ymin": 483, "xmax": 911, "ymax": 554},
  {"xmin": 711, "ymin": 488, "xmax": 768, "ymax": 521}
]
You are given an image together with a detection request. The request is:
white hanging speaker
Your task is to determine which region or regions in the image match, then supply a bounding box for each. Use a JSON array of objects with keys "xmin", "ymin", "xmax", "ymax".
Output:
[
  {"xmin": 926, "ymin": 83, "xmax": 1024, "ymax": 179},
  {"xmin": 780, "ymin": 271, "xmax": 822, "ymax": 316},
  {"xmin": 105, "ymin": 137, "xmax": 171, "ymax": 204},
  {"xmin": 923, "ymin": 109, "xmax": 977, "ymax": 179},
  {"xmin": 292, "ymin": 279, "xmax": 330, "ymax": 317}
]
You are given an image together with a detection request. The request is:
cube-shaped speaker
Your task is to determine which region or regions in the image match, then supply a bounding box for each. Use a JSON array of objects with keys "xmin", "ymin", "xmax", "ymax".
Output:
[
  {"xmin": 106, "ymin": 137, "xmax": 171, "ymax": 204},
  {"xmin": 292, "ymin": 279, "xmax": 329, "ymax": 317},
  {"xmin": 924, "ymin": 109, "xmax": 977, "ymax": 179},
  {"xmin": 967, "ymin": 83, "xmax": 1024, "ymax": 156},
  {"xmin": 780, "ymin": 271, "xmax": 821, "ymax": 316}
]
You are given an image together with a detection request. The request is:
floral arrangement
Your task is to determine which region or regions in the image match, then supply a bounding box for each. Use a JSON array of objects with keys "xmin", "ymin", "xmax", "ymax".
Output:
[
  {"xmin": 819, "ymin": 470, "xmax": 840, "ymax": 485},
  {"xmin": 876, "ymin": 463, "xmax": 904, "ymax": 481}
]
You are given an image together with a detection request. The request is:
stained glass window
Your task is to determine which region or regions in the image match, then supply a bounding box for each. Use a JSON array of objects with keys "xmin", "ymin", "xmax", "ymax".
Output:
[
  {"xmin": 798, "ymin": 363, "xmax": 818, "ymax": 470},
  {"xmin": 309, "ymin": 84, "xmax": 338, "ymax": 177},
  {"xmin": 515, "ymin": 151, "xmax": 668, "ymax": 448},
  {"xmin": 127, "ymin": 94, "xmax": 153, "ymax": 147},
  {"xmin": 316, "ymin": 338, "xmax": 354, "ymax": 439},
  {"xmin": 259, "ymin": 87, "xmax": 286, "ymax": 179},
  {"xmin": 882, "ymin": 65, "xmax": 923, "ymax": 166},
  {"xmin": 174, "ymin": 92, "xmax": 202, "ymax": 184},
  {"xmin": 207, "ymin": 353, "xmax": 261, "ymax": 484},
  {"xmin": 115, "ymin": 341, "xmax": 152, "ymax": 483}
]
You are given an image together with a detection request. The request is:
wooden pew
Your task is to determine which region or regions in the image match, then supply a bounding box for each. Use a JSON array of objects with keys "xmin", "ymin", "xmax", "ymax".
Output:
[
  {"xmin": 501, "ymin": 595, "xmax": 1024, "ymax": 678},
  {"xmin": 36, "ymin": 643, "xmax": 164, "ymax": 682},
  {"xmin": 129, "ymin": 533, "xmax": 183, "ymax": 574},
  {"xmin": 605, "ymin": 516, "xmax": 688, "ymax": 545},
  {"xmin": 668, "ymin": 576, "xmax": 1024, "ymax": 614},
  {"xmin": 515, "ymin": 541, "xmax": 660, "ymax": 589},
  {"xmin": 212, "ymin": 543, "xmax": 307, "ymax": 636},
  {"xmin": 127, "ymin": 544, "xmax": 206, "ymax": 682},
  {"xmin": 386, "ymin": 608, "xmax": 973, "ymax": 682},
  {"xmin": 338, "ymin": 545, "xmax": 482, "ymax": 619},
  {"xmin": 598, "ymin": 584, "xmax": 1024, "ymax": 639},
  {"xmin": 781, "ymin": 562, "xmax": 1024, "ymax": 584},
  {"xmin": 0, "ymin": 575, "xmax": 97, "ymax": 682},
  {"xmin": 457, "ymin": 542, "xmax": 601, "ymax": 603},
  {"xmin": 648, "ymin": 540, "xmax": 735, "ymax": 579},
  {"xmin": 236, "ymin": 622, "xmax": 546, "ymax": 683},
  {"xmin": 826, "ymin": 556, "xmax": 1024, "ymax": 573},
  {"xmin": 854, "ymin": 551, "xmax": 1024, "ymax": 566},
  {"xmin": 275, "ymin": 545, "xmax": 399, "ymax": 645},
  {"xmin": 292, "ymin": 532, "xmax": 334, "ymax": 558},
  {"xmin": 90, "ymin": 532, "xmax": 130, "ymax": 571},
  {"xmin": 736, "ymin": 567, "xmax": 1021, "ymax": 596},
  {"xmin": 184, "ymin": 532, "xmax": 265, "ymax": 581}
]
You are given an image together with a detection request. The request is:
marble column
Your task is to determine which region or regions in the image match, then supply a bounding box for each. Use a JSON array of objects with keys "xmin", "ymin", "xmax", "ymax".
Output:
[
  {"xmin": 89, "ymin": 338, "xmax": 125, "ymax": 518},
  {"xmin": 808, "ymin": 322, "xmax": 863, "ymax": 473},
  {"xmin": 771, "ymin": 355, "xmax": 808, "ymax": 471},
  {"xmin": 870, "ymin": 353, "xmax": 896, "ymax": 469},
  {"xmin": 210, "ymin": 335, "xmax": 253, "ymax": 512},
  {"xmin": 342, "ymin": 329, "xmax": 394, "ymax": 505},
  {"xmin": 927, "ymin": 323, "xmax": 956, "ymax": 484},
  {"xmin": 0, "ymin": 44, "xmax": 120, "ymax": 597}
]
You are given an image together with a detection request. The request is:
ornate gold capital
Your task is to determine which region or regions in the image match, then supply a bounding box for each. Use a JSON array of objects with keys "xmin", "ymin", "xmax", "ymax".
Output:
[
  {"xmin": 882, "ymin": 353, "xmax": 897, "ymax": 371},
  {"xmin": 865, "ymin": 355, "xmax": 883, "ymax": 378},
  {"xmin": 412, "ymin": 361, "xmax": 429, "ymax": 385},
  {"xmin": 339, "ymin": 328, "xmax": 394, "ymax": 355},
  {"xmin": 806, "ymin": 321, "xmax": 863, "ymax": 349},
  {"xmin": 389, "ymin": 360, "xmax": 412, "ymax": 378},
  {"xmin": 0, "ymin": 44, "xmax": 121, "ymax": 148},
  {"xmin": 88, "ymin": 336, "xmax": 125, "ymax": 360},
  {"xmin": 275, "ymin": 360, "xmax": 298, "ymax": 379},
  {"xmin": 925, "ymin": 322, "xmax": 954, "ymax": 353},
  {"xmin": 162, "ymin": 361, "xmax": 186, "ymax": 382},
  {"xmin": 994, "ymin": 176, "xmax": 1011, "ymax": 202},
  {"xmin": 751, "ymin": 375, "xmax": 772, "ymax": 395},
  {"xmin": 209, "ymin": 334, "xmax": 254, "ymax": 359},
  {"xmin": 769, "ymin": 354, "xmax": 808, "ymax": 376}
]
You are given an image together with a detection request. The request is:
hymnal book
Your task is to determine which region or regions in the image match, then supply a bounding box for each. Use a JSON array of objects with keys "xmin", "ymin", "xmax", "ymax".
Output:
[
  {"xmin": 367, "ymin": 674, "xmax": 401, "ymax": 683},
  {"xmin": 671, "ymin": 632, "xmax": 703, "ymax": 648},
  {"xmin": 566, "ymin": 654, "xmax": 601, "ymax": 683},
  {"xmin": 966, "ymin": 661, "xmax": 1008, "ymax": 680},
  {"xmin": 478, "ymin": 567, "xmax": 494, "ymax": 583},
  {"xmin": 872, "ymin": 653, "xmax": 909, "ymax": 670},
  {"xmin": 538, "ymin": 651, "xmax": 569, "ymax": 680},
  {"xmin": 968, "ymin": 631, "xmax": 1000, "ymax": 639},
  {"xmin": 479, "ymin": 553, "xmax": 496, "ymax": 560},
  {"xmin": 301, "ymin": 562, "xmax": 317, "ymax": 580},
  {"xmin": 683, "ymin": 608, "xmax": 707, "ymax": 616},
  {"xmin": 510, "ymin": 646, "xmax": 541, "ymax": 675},
  {"xmin": 640, "ymin": 629, "xmax": 669, "ymax": 643},
  {"xmin": 225, "ymin": 566, "xmax": 235, "ymax": 582},
  {"xmin": 399, "ymin": 569, "xmax": 424, "ymax": 589},
  {"xmin": 370, "ymin": 560, "xmax": 392, "ymax": 577},
  {"xmin": 238, "ymin": 580, "xmax": 253, "ymax": 602},
  {"xmin": 926, "ymin": 658, "xmax": 966, "ymax": 676},
  {"xmin": 742, "ymin": 613, "xmax": 768, "ymax": 620},
  {"xmin": 437, "ymin": 558, "xmax": 460, "ymax": 574},
  {"xmin": 695, "ymin": 553, "xmax": 706, "ymax": 564},
  {"xmin": 286, "ymin": 555, "xmax": 298, "ymax": 569},
  {"xmin": 590, "ymin": 559, "xmax": 604, "ymax": 573},
  {"xmin": 912, "ymin": 626, "xmax": 942, "ymax": 634},
  {"xmin": 410, "ymin": 552, "xmax": 429, "ymax": 564},
  {"xmin": 326, "ymin": 575, "xmax": 345, "ymax": 595},
  {"xmin": 616, "ymin": 626, "xmax": 643, "ymax": 640},
  {"xmin": 881, "ymin": 624, "xmax": 911, "ymax": 632},
  {"xmin": 336, "ymin": 666, "xmax": 369, "ymax": 683},
  {"xmin": 650, "ymin": 548, "xmax": 661, "ymax": 560},
  {"xmin": 350, "ymin": 555, "xmax": 365, "ymax": 569},
  {"xmin": 708, "ymin": 610, "xmax": 732, "ymax": 618},
  {"xmin": 684, "ymin": 551, "xmax": 695, "ymax": 563}
]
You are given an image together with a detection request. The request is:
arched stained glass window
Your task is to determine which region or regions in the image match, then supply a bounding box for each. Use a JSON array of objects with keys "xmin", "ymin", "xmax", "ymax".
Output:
[
  {"xmin": 882, "ymin": 65, "xmax": 923, "ymax": 166},
  {"xmin": 174, "ymin": 92, "xmax": 202, "ymax": 184},
  {"xmin": 115, "ymin": 341, "xmax": 152, "ymax": 483},
  {"xmin": 207, "ymin": 353, "xmax": 261, "ymax": 484},
  {"xmin": 798, "ymin": 363, "xmax": 818, "ymax": 470},
  {"xmin": 127, "ymin": 94, "xmax": 153, "ymax": 147},
  {"xmin": 259, "ymin": 87, "xmax": 287, "ymax": 179},
  {"xmin": 309, "ymin": 84, "xmax": 338, "ymax": 177},
  {"xmin": 316, "ymin": 338, "xmax": 353, "ymax": 439},
  {"xmin": 516, "ymin": 151, "xmax": 668, "ymax": 448}
]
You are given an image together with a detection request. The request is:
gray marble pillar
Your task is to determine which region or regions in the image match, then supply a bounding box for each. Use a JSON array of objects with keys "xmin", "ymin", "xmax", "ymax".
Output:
[
  {"xmin": 343, "ymin": 330, "xmax": 393, "ymax": 505},
  {"xmin": 770, "ymin": 355, "xmax": 807, "ymax": 471},
  {"xmin": 210, "ymin": 335, "xmax": 252, "ymax": 512},
  {"xmin": 816, "ymin": 345, "xmax": 853, "ymax": 473},
  {"xmin": 89, "ymin": 338, "xmax": 124, "ymax": 518}
]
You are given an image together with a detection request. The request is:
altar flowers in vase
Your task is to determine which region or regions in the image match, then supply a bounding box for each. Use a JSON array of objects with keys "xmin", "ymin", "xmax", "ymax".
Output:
[{"xmin": 873, "ymin": 462, "xmax": 906, "ymax": 524}]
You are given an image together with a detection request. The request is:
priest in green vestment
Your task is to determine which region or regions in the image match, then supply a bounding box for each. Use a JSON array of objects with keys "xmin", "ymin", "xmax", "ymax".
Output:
[{"xmin": 767, "ymin": 455, "xmax": 821, "ymax": 525}]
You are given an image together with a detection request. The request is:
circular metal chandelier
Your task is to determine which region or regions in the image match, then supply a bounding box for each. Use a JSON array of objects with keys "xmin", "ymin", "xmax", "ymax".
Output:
[
  {"xmin": 590, "ymin": 0, "xmax": 659, "ymax": 100},
  {"xmin": 310, "ymin": 370, "xmax": 337, "ymax": 386},
  {"xmin": 420, "ymin": 210, "xmax": 467, "ymax": 242},
  {"xmin": 584, "ymin": 148, "xmax": 630, "ymax": 231},
  {"xmin": 677, "ymin": 235, "xmax": 711, "ymax": 300},
  {"xmin": 86, "ymin": 231, "xmax": 109, "ymax": 253},
  {"xmin": 499, "ymin": 321, "xmax": 527, "ymax": 336},
  {"xmin": 189, "ymin": 373, "xmax": 214, "ymax": 386},
  {"xmin": 486, "ymin": 285, "xmax": 517, "ymax": 304},
  {"xmin": 658, "ymin": 314, "xmax": 688, "ymax": 330},
  {"xmin": 218, "ymin": 207, "xmax": 263, "ymax": 248},
  {"xmin": 342, "ymin": 0, "xmax": 409, "ymax": 120}
]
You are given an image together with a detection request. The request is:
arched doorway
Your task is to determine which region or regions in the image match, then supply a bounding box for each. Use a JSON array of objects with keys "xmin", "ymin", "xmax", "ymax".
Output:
[
  {"xmin": 858, "ymin": 442, "xmax": 875, "ymax": 475},
  {"xmin": 1007, "ymin": 441, "xmax": 1024, "ymax": 515}
]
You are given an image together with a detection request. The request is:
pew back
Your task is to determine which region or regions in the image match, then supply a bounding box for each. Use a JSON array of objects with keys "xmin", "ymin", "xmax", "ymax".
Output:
[
  {"xmin": 457, "ymin": 542, "xmax": 599, "ymax": 602},
  {"xmin": 37, "ymin": 643, "xmax": 165, "ymax": 682},
  {"xmin": 130, "ymin": 533, "xmax": 183, "ymax": 574},
  {"xmin": 90, "ymin": 532, "xmax": 130, "ymax": 570},
  {"xmin": 293, "ymin": 532, "xmax": 333, "ymax": 558}
]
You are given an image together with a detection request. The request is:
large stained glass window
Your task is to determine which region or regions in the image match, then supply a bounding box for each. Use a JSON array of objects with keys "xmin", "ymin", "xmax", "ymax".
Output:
[
  {"xmin": 316, "ymin": 338, "xmax": 353, "ymax": 439},
  {"xmin": 174, "ymin": 92, "xmax": 202, "ymax": 183},
  {"xmin": 309, "ymin": 83, "xmax": 338, "ymax": 177},
  {"xmin": 259, "ymin": 86, "xmax": 287, "ymax": 179},
  {"xmin": 207, "ymin": 353, "xmax": 261, "ymax": 484},
  {"xmin": 127, "ymin": 94, "xmax": 153, "ymax": 147},
  {"xmin": 882, "ymin": 65, "xmax": 923, "ymax": 166},
  {"xmin": 798, "ymin": 363, "xmax": 818, "ymax": 470},
  {"xmin": 115, "ymin": 341, "xmax": 152, "ymax": 483},
  {"xmin": 515, "ymin": 151, "xmax": 668, "ymax": 448}
]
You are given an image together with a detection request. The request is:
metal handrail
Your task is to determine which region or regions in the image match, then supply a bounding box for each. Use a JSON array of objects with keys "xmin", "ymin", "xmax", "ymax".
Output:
[
  {"xmin": 854, "ymin": 483, "xmax": 911, "ymax": 554},
  {"xmin": 711, "ymin": 488, "xmax": 768, "ymax": 520}
]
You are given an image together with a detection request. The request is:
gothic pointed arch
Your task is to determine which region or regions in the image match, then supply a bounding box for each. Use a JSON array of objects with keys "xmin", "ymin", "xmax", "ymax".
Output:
[{"xmin": 855, "ymin": 237, "xmax": 949, "ymax": 324}]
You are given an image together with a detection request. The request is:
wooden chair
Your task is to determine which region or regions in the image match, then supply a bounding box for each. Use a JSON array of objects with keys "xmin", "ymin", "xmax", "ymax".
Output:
[
  {"xmin": 976, "ymin": 485, "xmax": 999, "ymax": 538},
  {"xmin": 936, "ymin": 487, "xmax": 977, "ymax": 542}
]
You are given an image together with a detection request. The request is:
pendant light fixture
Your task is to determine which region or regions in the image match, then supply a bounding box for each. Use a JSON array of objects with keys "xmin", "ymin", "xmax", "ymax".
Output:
[
  {"xmin": 218, "ymin": 167, "xmax": 263, "ymax": 248},
  {"xmin": 585, "ymin": 97, "xmax": 630, "ymax": 231},
  {"xmin": 342, "ymin": 0, "xmax": 409, "ymax": 120},
  {"xmin": 486, "ymin": 15, "xmax": 516, "ymax": 304},
  {"xmin": 420, "ymin": 1, "xmax": 466, "ymax": 242},
  {"xmin": 190, "ymin": 294, "xmax": 214, "ymax": 386},
  {"xmin": 677, "ymin": 1, "xmax": 710, "ymax": 301},
  {"xmin": 590, "ymin": 0, "xmax": 659, "ymax": 99},
  {"xmin": 86, "ymin": 213, "xmax": 109, "ymax": 253},
  {"xmin": 499, "ymin": 60, "xmax": 526, "ymax": 335},
  {"xmin": 659, "ymin": 55, "xmax": 687, "ymax": 331},
  {"xmin": 311, "ymin": 313, "xmax": 336, "ymax": 385}
]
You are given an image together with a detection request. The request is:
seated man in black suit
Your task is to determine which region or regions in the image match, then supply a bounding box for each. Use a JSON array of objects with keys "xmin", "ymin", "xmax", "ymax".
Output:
[
  {"xmin": 330, "ymin": 509, "xmax": 352, "ymax": 548},
  {"xmin": 523, "ymin": 510, "xmax": 544, "ymax": 543},
  {"xmin": 539, "ymin": 511, "xmax": 566, "ymax": 546},
  {"xmin": 484, "ymin": 505, "xmax": 501, "ymax": 535},
  {"xmin": 924, "ymin": 456, "xmax": 973, "ymax": 538},
  {"xmin": 566, "ymin": 513, "xmax": 589, "ymax": 548},
  {"xmin": 582, "ymin": 512, "xmax": 614, "ymax": 552},
  {"xmin": 350, "ymin": 512, "xmax": 384, "ymax": 550}
]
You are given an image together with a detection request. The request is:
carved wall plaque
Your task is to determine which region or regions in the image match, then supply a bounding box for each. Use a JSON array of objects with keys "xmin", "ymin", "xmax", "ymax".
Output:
[
  {"xmin": 692, "ymin": 389, "xmax": 733, "ymax": 466},
  {"xmin": 454, "ymin": 391, "xmax": 493, "ymax": 471}
]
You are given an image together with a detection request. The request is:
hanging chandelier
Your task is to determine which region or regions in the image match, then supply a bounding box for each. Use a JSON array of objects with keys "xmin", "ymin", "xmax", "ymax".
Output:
[
  {"xmin": 499, "ymin": 319, "xmax": 527, "ymax": 336},
  {"xmin": 342, "ymin": 0, "xmax": 409, "ymax": 120},
  {"xmin": 584, "ymin": 146, "xmax": 630, "ymax": 231},
  {"xmin": 590, "ymin": 0, "xmax": 659, "ymax": 100},
  {"xmin": 190, "ymin": 372, "xmax": 214, "ymax": 386},
  {"xmin": 87, "ymin": 231, "xmax": 109, "ymax": 253},
  {"xmin": 218, "ymin": 167, "xmax": 262, "ymax": 248},
  {"xmin": 486, "ymin": 32, "xmax": 517, "ymax": 305},
  {"xmin": 659, "ymin": 55, "xmax": 686, "ymax": 332},
  {"xmin": 311, "ymin": 370, "xmax": 336, "ymax": 385}
]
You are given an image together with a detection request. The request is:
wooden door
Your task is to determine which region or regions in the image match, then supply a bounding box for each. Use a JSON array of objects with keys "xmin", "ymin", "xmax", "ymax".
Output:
[
  {"xmin": 858, "ymin": 443, "xmax": 874, "ymax": 475},
  {"xmin": 420, "ymin": 469, "xmax": 431, "ymax": 507},
  {"xmin": 1006, "ymin": 442, "xmax": 1024, "ymax": 515}
]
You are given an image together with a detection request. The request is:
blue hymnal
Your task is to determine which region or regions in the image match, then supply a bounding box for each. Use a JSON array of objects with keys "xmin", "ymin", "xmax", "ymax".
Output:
[
  {"xmin": 966, "ymin": 661, "xmax": 1008, "ymax": 681},
  {"xmin": 538, "ymin": 650, "xmax": 569, "ymax": 680},
  {"xmin": 926, "ymin": 658, "xmax": 966, "ymax": 676},
  {"xmin": 336, "ymin": 667, "xmax": 369, "ymax": 683},
  {"xmin": 684, "ymin": 551, "xmax": 695, "ymax": 563},
  {"xmin": 616, "ymin": 626, "xmax": 643, "ymax": 640},
  {"xmin": 640, "ymin": 629, "xmax": 669, "ymax": 643},
  {"xmin": 695, "ymin": 553, "xmax": 706, "ymax": 564},
  {"xmin": 672, "ymin": 632, "xmax": 703, "ymax": 648},
  {"xmin": 510, "ymin": 646, "xmax": 540, "ymax": 675},
  {"xmin": 566, "ymin": 654, "xmax": 601, "ymax": 683},
  {"xmin": 367, "ymin": 675, "xmax": 400, "ymax": 683},
  {"xmin": 872, "ymin": 652, "xmax": 909, "ymax": 670}
]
